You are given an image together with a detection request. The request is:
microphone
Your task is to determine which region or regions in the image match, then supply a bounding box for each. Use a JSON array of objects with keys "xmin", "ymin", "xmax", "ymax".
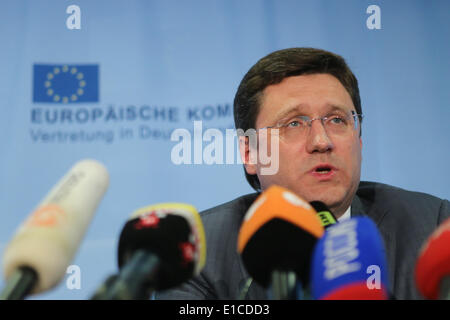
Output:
[
  {"xmin": 311, "ymin": 216, "xmax": 389, "ymax": 300},
  {"xmin": 92, "ymin": 203, "xmax": 206, "ymax": 300},
  {"xmin": 310, "ymin": 201, "xmax": 338, "ymax": 229},
  {"xmin": 0, "ymin": 159, "xmax": 109, "ymax": 299},
  {"xmin": 237, "ymin": 185, "xmax": 324, "ymax": 299},
  {"xmin": 415, "ymin": 217, "xmax": 450, "ymax": 300}
]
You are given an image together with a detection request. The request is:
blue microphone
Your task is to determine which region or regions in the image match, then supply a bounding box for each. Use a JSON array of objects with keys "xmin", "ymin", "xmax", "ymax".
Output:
[{"xmin": 311, "ymin": 217, "xmax": 389, "ymax": 300}]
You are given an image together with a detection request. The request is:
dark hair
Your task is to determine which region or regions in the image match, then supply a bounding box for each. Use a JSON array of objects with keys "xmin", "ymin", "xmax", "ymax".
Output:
[{"xmin": 233, "ymin": 47, "xmax": 362, "ymax": 191}]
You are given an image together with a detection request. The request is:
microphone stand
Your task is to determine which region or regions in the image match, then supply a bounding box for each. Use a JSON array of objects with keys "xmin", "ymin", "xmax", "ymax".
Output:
[
  {"xmin": 270, "ymin": 270, "xmax": 297, "ymax": 300},
  {"xmin": 0, "ymin": 266, "xmax": 38, "ymax": 300}
]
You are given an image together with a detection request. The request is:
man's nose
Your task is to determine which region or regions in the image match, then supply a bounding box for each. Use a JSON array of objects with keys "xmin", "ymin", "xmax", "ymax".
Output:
[{"xmin": 305, "ymin": 119, "xmax": 334, "ymax": 153}]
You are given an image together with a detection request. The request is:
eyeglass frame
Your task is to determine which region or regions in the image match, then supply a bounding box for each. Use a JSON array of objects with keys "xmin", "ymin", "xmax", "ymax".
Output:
[{"xmin": 257, "ymin": 110, "xmax": 364, "ymax": 138}]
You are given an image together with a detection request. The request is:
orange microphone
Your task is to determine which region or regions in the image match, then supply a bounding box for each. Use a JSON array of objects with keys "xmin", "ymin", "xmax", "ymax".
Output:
[{"xmin": 237, "ymin": 185, "xmax": 324, "ymax": 291}]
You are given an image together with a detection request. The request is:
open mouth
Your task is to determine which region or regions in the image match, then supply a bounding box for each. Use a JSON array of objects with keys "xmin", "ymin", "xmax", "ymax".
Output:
[
  {"xmin": 310, "ymin": 164, "xmax": 336, "ymax": 179},
  {"xmin": 314, "ymin": 166, "xmax": 333, "ymax": 174}
]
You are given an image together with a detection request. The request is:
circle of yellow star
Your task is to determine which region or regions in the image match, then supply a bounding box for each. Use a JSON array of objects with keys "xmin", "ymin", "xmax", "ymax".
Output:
[{"xmin": 45, "ymin": 65, "xmax": 87, "ymax": 102}]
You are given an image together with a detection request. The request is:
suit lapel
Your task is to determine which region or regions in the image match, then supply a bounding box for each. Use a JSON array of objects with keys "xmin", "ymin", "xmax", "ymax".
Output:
[
  {"xmin": 236, "ymin": 193, "xmax": 268, "ymax": 299},
  {"xmin": 351, "ymin": 193, "xmax": 368, "ymax": 217},
  {"xmin": 351, "ymin": 193, "xmax": 389, "ymax": 226}
]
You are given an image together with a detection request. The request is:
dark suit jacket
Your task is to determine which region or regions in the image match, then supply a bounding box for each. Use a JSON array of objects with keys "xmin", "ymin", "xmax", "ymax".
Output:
[{"xmin": 155, "ymin": 181, "xmax": 450, "ymax": 300}]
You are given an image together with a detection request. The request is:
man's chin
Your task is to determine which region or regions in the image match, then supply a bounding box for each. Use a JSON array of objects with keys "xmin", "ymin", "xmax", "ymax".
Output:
[
  {"xmin": 293, "ymin": 188, "xmax": 344, "ymax": 209},
  {"xmin": 308, "ymin": 196, "xmax": 339, "ymax": 209},
  {"xmin": 301, "ymin": 187, "xmax": 356, "ymax": 218},
  {"xmin": 263, "ymin": 182, "xmax": 345, "ymax": 209}
]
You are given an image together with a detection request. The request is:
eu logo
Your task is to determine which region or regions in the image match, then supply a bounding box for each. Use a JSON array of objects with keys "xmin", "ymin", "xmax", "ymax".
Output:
[{"xmin": 33, "ymin": 64, "xmax": 99, "ymax": 103}]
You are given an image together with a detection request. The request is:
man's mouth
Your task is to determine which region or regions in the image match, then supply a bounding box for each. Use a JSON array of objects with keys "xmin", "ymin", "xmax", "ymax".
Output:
[
  {"xmin": 315, "ymin": 166, "xmax": 332, "ymax": 174},
  {"xmin": 310, "ymin": 164, "xmax": 337, "ymax": 180}
]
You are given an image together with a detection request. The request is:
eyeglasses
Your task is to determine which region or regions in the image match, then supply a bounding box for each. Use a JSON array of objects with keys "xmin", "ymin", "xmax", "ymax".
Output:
[{"xmin": 259, "ymin": 110, "xmax": 363, "ymax": 142}]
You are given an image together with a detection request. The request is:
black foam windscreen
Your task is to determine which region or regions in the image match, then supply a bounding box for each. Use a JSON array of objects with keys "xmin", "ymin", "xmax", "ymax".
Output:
[
  {"xmin": 310, "ymin": 201, "xmax": 338, "ymax": 228},
  {"xmin": 309, "ymin": 201, "xmax": 328, "ymax": 213},
  {"xmin": 117, "ymin": 214, "xmax": 195, "ymax": 290},
  {"xmin": 241, "ymin": 218, "xmax": 319, "ymax": 288}
]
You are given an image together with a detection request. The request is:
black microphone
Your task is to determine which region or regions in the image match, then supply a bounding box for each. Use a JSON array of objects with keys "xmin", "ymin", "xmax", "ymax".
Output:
[
  {"xmin": 310, "ymin": 201, "xmax": 338, "ymax": 229},
  {"xmin": 91, "ymin": 203, "xmax": 206, "ymax": 300}
]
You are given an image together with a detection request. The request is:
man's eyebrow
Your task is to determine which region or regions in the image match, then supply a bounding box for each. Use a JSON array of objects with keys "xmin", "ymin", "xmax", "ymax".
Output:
[
  {"xmin": 273, "ymin": 104, "xmax": 307, "ymax": 122},
  {"xmin": 274, "ymin": 104, "xmax": 353, "ymax": 122},
  {"xmin": 326, "ymin": 104, "xmax": 354, "ymax": 114}
]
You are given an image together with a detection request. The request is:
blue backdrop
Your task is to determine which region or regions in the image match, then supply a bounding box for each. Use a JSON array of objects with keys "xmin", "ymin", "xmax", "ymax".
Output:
[{"xmin": 0, "ymin": 0, "xmax": 448, "ymax": 299}]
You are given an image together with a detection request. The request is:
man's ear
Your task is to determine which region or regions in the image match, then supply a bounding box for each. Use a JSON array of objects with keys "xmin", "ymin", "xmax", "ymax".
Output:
[{"xmin": 239, "ymin": 135, "xmax": 257, "ymax": 175}]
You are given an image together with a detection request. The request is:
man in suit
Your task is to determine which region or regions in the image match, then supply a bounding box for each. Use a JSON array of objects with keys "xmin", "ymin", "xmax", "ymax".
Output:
[{"xmin": 155, "ymin": 48, "xmax": 450, "ymax": 300}]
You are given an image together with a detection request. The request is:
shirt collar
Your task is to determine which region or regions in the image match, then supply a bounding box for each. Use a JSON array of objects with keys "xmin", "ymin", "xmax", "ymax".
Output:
[{"xmin": 338, "ymin": 206, "xmax": 351, "ymax": 222}]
